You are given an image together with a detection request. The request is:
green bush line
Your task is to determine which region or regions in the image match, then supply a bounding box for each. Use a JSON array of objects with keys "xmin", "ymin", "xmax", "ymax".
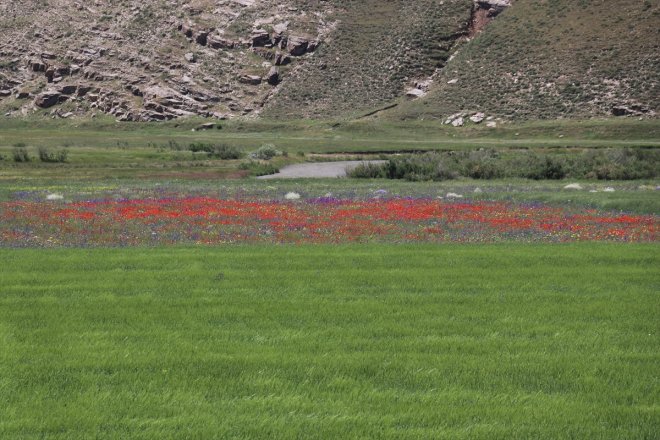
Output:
[{"xmin": 350, "ymin": 148, "xmax": 659, "ymax": 181}]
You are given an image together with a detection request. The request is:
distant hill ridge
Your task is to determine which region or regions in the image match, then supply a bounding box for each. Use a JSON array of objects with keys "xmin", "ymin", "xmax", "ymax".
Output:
[{"xmin": 0, "ymin": 0, "xmax": 657, "ymax": 122}]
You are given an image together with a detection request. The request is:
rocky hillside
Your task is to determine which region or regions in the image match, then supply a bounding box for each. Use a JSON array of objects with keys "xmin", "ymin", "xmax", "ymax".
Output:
[
  {"xmin": 0, "ymin": 0, "xmax": 336, "ymax": 121},
  {"xmin": 0, "ymin": 0, "xmax": 657, "ymax": 122},
  {"xmin": 392, "ymin": 0, "xmax": 660, "ymax": 122},
  {"xmin": 262, "ymin": 0, "xmax": 476, "ymax": 118}
]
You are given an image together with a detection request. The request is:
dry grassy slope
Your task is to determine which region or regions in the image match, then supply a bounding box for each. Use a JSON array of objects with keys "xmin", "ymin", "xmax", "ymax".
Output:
[
  {"xmin": 263, "ymin": 0, "xmax": 474, "ymax": 119},
  {"xmin": 392, "ymin": 0, "xmax": 660, "ymax": 121}
]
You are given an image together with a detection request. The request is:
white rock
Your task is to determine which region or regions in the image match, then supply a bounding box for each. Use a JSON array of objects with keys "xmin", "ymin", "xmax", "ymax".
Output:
[
  {"xmin": 473, "ymin": 187, "xmax": 483, "ymax": 193},
  {"xmin": 447, "ymin": 78, "xmax": 459, "ymax": 84},
  {"xmin": 285, "ymin": 192, "xmax": 301, "ymax": 200},
  {"xmin": 405, "ymin": 88, "xmax": 426, "ymax": 98},
  {"xmin": 470, "ymin": 112, "xmax": 485, "ymax": 123},
  {"xmin": 563, "ymin": 183, "xmax": 583, "ymax": 190},
  {"xmin": 46, "ymin": 193, "xmax": 64, "ymax": 200},
  {"xmin": 486, "ymin": 121, "xmax": 497, "ymax": 128},
  {"xmin": 451, "ymin": 117, "xmax": 464, "ymax": 127},
  {"xmin": 603, "ymin": 187, "xmax": 615, "ymax": 192},
  {"xmin": 446, "ymin": 192, "xmax": 464, "ymax": 198}
]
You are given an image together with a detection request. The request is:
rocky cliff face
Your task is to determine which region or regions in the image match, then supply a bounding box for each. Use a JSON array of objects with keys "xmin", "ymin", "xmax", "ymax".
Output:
[
  {"xmin": 0, "ymin": 0, "xmax": 335, "ymax": 121},
  {"xmin": 1, "ymin": 0, "xmax": 495, "ymax": 121}
]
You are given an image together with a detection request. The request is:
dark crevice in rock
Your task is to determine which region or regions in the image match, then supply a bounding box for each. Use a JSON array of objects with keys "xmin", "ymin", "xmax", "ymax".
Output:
[{"xmin": 469, "ymin": 1, "xmax": 512, "ymax": 37}]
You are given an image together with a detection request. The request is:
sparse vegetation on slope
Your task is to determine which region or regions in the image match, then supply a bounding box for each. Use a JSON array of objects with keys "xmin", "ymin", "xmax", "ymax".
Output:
[
  {"xmin": 264, "ymin": 0, "xmax": 473, "ymax": 118},
  {"xmin": 394, "ymin": 0, "xmax": 660, "ymax": 121}
]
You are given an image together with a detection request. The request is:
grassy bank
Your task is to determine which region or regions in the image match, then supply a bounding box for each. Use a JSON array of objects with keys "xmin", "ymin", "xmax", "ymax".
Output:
[
  {"xmin": 1, "ymin": 118, "xmax": 658, "ymax": 152},
  {"xmin": 1, "ymin": 244, "xmax": 658, "ymax": 439}
]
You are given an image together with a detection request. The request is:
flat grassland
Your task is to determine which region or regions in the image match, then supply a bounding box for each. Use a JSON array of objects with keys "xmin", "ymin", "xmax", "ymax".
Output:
[{"xmin": 1, "ymin": 244, "xmax": 658, "ymax": 439}]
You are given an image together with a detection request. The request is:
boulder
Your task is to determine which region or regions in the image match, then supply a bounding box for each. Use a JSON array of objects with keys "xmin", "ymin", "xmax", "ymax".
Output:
[
  {"xmin": 208, "ymin": 35, "xmax": 237, "ymax": 49},
  {"xmin": 77, "ymin": 86, "xmax": 93, "ymax": 97},
  {"xmin": 196, "ymin": 122, "xmax": 216, "ymax": 130},
  {"xmin": 451, "ymin": 117, "xmax": 464, "ymax": 127},
  {"xmin": 34, "ymin": 91, "xmax": 62, "ymax": 108},
  {"xmin": 266, "ymin": 66, "xmax": 280, "ymax": 85},
  {"xmin": 251, "ymin": 29, "xmax": 271, "ymax": 47},
  {"xmin": 405, "ymin": 88, "xmax": 425, "ymax": 98},
  {"xmin": 239, "ymin": 75, "xmax": 262, "ymax": 85},
  {"xmin": 611, "ymin": 104, "xmax": 648, "ymax": 116},
  {"xmin": 287, "ymin": 35, "xmax": 309, "ymax": 56},
  {"xmin": 195, "ymin": 31, "xmax": 208, "ymax": 46},
  {"xmin": 29, "ymin": 60, "xmax": 48, "ymax": 72},
  {"xmin": 57, "ymin": 85, "xmax": 78, "ymax": 95},
  {"xmin": 470, "ymin": 112, "xmax": 485, "ymax": 123},
  {"xmin": 184, "ymin": 52, "xmax": 196, "ymax": 63},
  {"xmin": 444, "ymin": 112, "xmax": 466, "ymax": 125},
  {"xmin": 274, "ymin": 52, "xmax": 291, "ymax": 66},
  {"xmin": 272, "ymin": 22, "xmax": 288, "ymax": 36}
]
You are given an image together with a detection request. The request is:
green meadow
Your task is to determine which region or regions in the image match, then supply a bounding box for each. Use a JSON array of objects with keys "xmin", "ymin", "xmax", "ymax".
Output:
[{"xmin": 1, "ymin": 244, "xmax": 658, "ymax": 439}]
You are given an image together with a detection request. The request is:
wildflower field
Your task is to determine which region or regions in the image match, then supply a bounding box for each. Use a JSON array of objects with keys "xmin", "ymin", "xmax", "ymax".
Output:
[
  {"xmin": 1, "ymin": 195, "xmax": 657, "ymax": 247},
  {"xmin": 1, "ymin": 177, "xmax": 658, "ymax": 439}
]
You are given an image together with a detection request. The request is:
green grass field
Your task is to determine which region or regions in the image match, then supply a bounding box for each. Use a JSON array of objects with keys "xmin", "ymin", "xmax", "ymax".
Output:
[
  {"xmin": 1, "ymin": 118, "xmax": 658, "ymax": 183},
  {"xmin": 1, "ymin": 118, "xmax": 658, "ymax": 152},
  {"xmin": 1, "ymin": 244, "xmax": 658, "ymax": 439}
]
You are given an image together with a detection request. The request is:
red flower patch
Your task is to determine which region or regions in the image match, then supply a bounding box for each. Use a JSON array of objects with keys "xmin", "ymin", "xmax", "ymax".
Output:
[{"xmin": 0, "ymin": 197, "xmax": 656, "ymax": 247}]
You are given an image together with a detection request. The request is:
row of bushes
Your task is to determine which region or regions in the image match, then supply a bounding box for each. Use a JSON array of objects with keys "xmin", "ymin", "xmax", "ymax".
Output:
[
  {"xmin": 4, "ymin": 146, "xmax": 69, "ymax": 163},
  {"xmin": 5, "ymin": 142, "xmax": 287, "ymax": 163},
  {"xmin": 163, "ymin": 141, "xmax": 286, "ymax": 161},
  {"xmin": 349, "ymin": 148, "xmax": 659, "ymax": 181}
]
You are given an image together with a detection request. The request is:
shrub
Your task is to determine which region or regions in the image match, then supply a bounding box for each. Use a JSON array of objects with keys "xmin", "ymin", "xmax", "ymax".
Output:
[
  {"xmin": 249, "ymin": 144, "xmax": 281, "ymax": 160},
  {"xmin": 12, "ymin": 146, "xmax": 31, "ymax": 162},
  {"xmin": 188, "ymin": 142, "xmax": 214, "ymax": 153},
  {"xmin": 239, "ymin": 161, "xmax": 280, "ymax": 176},
  {"xmin": 187, "ymin": 143, "xmax": 242, "ymax": 159},
  {"xmin": 521, "ymin": 155, "xmax": 567, "ymax": 180},
  {"xmin": 210, "ymin": 144, "xmax": 242, "ymax": 160},
  {"xmin": 348, "ymin": 162, "xmax": 387, "ymax": 179},
  {"xmin": 38, "ymin": 147, "xmax": 68, "ymax": 163}
]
